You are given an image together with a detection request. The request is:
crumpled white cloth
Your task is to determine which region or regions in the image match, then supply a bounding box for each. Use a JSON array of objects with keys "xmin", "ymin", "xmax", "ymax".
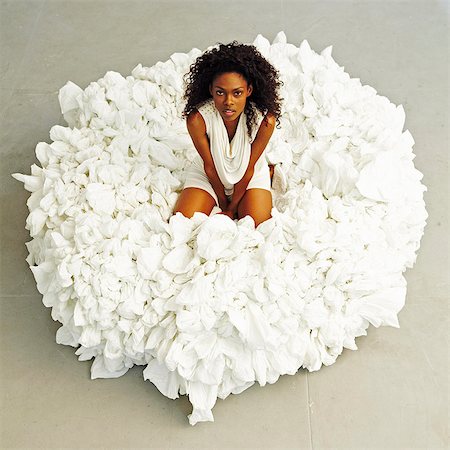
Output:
[{"xmin": 11, "ymin": 31, "xmax": 428, "ymax": 426}]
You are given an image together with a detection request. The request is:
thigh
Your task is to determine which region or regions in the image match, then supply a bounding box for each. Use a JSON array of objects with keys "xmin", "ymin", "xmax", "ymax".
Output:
[
  {"xmin": 237, "ymin": 188, "xmax": 273, "ymax": 227},
  {"xmin": 173, "ymin": 187, "xmax": 217, "ymax": 219}
]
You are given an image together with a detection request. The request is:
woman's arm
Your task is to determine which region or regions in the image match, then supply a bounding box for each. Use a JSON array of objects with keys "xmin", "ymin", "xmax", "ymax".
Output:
[
  {"xmin": 227, "ymin": 113, "xmax": 276, "ymax": 213},
  {"xmin": 186, "ymin": 110, "xmax": 229, "ymax": 210}
]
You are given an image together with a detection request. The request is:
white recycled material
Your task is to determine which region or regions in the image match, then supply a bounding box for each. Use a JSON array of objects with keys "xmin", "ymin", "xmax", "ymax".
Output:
[{"xmin": 11, "ymin": 31, "xmax": 427, "ymax": 425}]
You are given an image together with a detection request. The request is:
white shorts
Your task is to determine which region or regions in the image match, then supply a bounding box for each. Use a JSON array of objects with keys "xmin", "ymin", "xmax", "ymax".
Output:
[{"xmin": 183, "ymin": 156, "xmax": 271, "ymax": 206}]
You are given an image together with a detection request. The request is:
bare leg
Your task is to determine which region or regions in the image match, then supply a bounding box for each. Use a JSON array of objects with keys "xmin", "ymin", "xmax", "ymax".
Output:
[
  {"xmin": 173, "ymin": 187, "xmax": 216, "ymax": 218},
  {"xmin": 237, "ymin": 188, "xmax": 273, "ymax": 227}
]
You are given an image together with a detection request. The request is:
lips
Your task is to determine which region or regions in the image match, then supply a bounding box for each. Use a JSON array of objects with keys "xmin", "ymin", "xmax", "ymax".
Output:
[{"xmin": 223, "ymin": 109, "xmax": 235, "ymax": 116}]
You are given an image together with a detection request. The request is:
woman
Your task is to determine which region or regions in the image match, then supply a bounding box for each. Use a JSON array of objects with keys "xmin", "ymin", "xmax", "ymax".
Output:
[{"xmin": 173, "ymin": 40, "xmax": 283, "ymax": 227}]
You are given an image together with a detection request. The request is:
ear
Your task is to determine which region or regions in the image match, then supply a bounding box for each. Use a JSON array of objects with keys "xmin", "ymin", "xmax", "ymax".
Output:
[
  {"xmin": 209, "ymin": 83, "xmax": 213, "ymax": 96},
  {"xmin": 247, "ymin": 84, "xmax": 253, "ymax": 97}
]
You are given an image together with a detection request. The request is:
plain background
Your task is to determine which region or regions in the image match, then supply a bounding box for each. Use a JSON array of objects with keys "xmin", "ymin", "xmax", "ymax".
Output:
[{"xmin": 1, "ymin": 1, "xmax": 448, "ymax": 449}]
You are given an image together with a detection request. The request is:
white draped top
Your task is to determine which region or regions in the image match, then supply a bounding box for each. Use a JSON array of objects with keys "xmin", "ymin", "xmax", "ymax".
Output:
[{"xmin": 196, "ymin": 98, "xmax": 267, "ymax": 192}]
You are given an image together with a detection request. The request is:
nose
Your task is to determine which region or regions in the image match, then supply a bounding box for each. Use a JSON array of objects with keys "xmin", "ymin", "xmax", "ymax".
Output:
[{"xmin": 224, "ymin": 94, "xmax": 234, "ymax": 106}]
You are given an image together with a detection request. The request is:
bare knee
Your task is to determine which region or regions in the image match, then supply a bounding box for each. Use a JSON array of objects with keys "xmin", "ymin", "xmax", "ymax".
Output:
[
  {"xmin": 248, "ymin": 211, "xmax": 272, "ymax": 227},
  {"xmin": 173, "ymin": 187, "xmax": 216, "ymax": 219},
  {"xmin": 237, "ymin": 188, "xmax": 272, "ymax": 227}
]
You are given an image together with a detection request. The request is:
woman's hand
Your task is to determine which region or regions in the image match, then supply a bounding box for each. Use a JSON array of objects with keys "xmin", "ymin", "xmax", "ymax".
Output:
[
  {"xmin": 217, "ymin": 196, "xmax": 238, "ymax": 220},
  {"xmin": 218, "ymin": 195, "xmax": 229, "ymax": 212},
  {"xmin": 227, "ymin": 168, "xmax": 254, "ymax": 216}
]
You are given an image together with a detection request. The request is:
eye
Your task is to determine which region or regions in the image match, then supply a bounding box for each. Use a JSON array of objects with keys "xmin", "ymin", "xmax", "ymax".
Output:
[{"xmin": 215, "ymin": 90, "xmax": 242, "ymax": 96}]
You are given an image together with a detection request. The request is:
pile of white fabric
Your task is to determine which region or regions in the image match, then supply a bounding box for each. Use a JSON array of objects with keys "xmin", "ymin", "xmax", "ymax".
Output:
[{"xmin": 12, "ymin": 31, "xmax": 427, "ymax": 425}]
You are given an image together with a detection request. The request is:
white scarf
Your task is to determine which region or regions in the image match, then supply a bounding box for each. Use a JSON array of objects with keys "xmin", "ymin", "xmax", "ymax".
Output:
[{"xmin": 206, "ymin": 101, "xmax": 256, "ymax": 189}]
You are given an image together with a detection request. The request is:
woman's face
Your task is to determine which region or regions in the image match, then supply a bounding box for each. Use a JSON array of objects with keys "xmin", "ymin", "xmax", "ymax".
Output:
[{"xmin": 209, "ymin": 72, "xmax": 253, "ymax": 123}]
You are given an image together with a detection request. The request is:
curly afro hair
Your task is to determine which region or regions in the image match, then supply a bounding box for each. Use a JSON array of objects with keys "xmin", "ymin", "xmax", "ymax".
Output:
[{"xmin": 182, "ymin": 40, "xmax": 284, "ymax": 140}]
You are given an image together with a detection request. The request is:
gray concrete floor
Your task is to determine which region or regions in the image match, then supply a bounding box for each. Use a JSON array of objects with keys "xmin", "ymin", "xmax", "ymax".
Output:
[{"xmin": 1, "ymin": 1, "xmax": 448, "ymax": 449}]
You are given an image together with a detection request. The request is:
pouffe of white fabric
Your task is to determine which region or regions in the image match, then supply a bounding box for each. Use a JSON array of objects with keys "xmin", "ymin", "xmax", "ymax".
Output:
[{"xmin": 11, "ymin": 31, "xmax": 428, "ymax": 426}]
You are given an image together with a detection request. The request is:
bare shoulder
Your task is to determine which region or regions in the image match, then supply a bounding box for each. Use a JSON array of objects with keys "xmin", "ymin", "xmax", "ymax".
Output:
[
  {"xmin": 187, "ymin": 108, "xmax": 206, "ymax": 132},
  {"xmin": 257, "ymin": 111, "xmax": 276, "ymax": 135},
  {"xmin": 262, "ymin": 111, "xmax": 276, "ymax": 127},
  {"xmin": 186, "ymin": 108, "xmax": 208, "ymax": 140}
]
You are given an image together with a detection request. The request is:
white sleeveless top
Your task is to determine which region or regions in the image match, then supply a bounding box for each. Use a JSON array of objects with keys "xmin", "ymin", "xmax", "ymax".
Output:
[{"xmin": 195, "ymin": 98, "xmax": 267, "ymax": 191}]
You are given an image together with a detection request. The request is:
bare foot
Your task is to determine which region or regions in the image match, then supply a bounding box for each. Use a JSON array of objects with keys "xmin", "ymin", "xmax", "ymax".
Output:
[{"xmin": 269, "ymin": 164, "xmax": 275, "ymax": 186}]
